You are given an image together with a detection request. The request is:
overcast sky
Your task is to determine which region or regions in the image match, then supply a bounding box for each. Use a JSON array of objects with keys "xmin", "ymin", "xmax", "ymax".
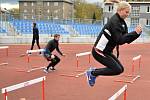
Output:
[{"xmin": 0, "ymin": 0, "xmax": 102, "ymax": 4}]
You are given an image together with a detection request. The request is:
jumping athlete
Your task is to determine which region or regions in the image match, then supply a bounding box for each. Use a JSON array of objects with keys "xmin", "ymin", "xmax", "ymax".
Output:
[
  {"xmin": 43, "ymin": 34, "xmax": 65, "ymax": 73},
  {"xmin": 86, "ymin": 1, "xmax": 142, "ymax": 87}
]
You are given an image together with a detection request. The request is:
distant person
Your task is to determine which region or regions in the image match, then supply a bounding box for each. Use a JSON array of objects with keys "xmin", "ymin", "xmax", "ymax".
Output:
[
  {"xmin": 43, "ymin": 34, "xmax": 65, "ymax": 73},
  {"xmin": 30, "ymin": 23, "xmax": 41, "ymax": 51},
  {"xmin": 86, "ymin": 1, "xmax": 142, "ymax": 87}
]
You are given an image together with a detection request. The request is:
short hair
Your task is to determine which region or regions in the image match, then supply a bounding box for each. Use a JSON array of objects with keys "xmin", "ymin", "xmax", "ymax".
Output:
[
  {"xmin": 54, "ymin": 34, "xmax": 60, "ymax": 38},
  {"xmin": 33, "ymin": 23, "xmax": 36, "ymax": 27},
  {"xmin": 117, "ymin": 1, "xmax": 131, "ymax": 11}
]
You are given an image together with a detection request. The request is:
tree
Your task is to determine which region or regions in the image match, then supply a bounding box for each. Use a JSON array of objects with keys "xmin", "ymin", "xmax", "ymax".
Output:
[{"xmin": 74, "ymin": 0, "xmax": 103, "ymax": 20}]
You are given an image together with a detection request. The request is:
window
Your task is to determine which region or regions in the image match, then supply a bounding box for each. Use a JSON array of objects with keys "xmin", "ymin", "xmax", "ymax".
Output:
[
  {"xmin": 32, "ymin": 16, "xmax": 34, "ymax": 19},
  {"xmin": 131, "ymin": 18, "xmax": 139, "ymax": 26},
  {"xmin": 24, "ymin": 16, "xmax": 27, "ymax": 19},
  {"xmin": 146, "ymin": 19, "xmax": 150, "ymax": 26},
  {"xmin": 54, "ymin": 2, "xmax": 58, "ymax": 6},
  {"xmin": 47, "ymin": 16, "xmax": 50, "ymax": 20},
  {"xmin": 47, "ymin": 2, "xmax": 50, "ymax": 6},
  {"xmin": 32, "ymin": 9, "xmax": 34, "ymax": 13},
  {"xmin": 108, "ymin": 5, "xmax": 113, "ymax": 12},
  {"xmin": 47, "ymin": 9, "xmax": 50, "ymax": 13},
  {"xmin": 24, "ymin": 9, "xmax": 27, "ymax": 13},
  {"xmin": 54, "ymin": 10, "xmax": 58, "ymax": 13},
  {"xmin": 31, "ymin": 2, "xmax": 34, "ymax": 6},
  {"xmin": 54, "ymin": 16, "xmax": 58, "ymax": 19},
  {"xmin": 147, "ymin": 6, "xmax": 150, "ymax": 12},
  {"xmin": 131, "ymin": 6, "xmax": 140, "ymax": 17},
  {"xmin": 24, "ymin": 2, "xmax": 27, "ymax": 6}
]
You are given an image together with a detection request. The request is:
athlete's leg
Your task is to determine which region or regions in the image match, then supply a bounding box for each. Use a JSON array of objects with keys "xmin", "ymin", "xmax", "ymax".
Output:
[{"xmin": 91, "ymin": 48, "xmax": 124, "ymax": 76}]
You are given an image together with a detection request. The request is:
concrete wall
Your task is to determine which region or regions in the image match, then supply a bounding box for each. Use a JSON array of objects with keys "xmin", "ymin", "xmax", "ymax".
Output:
[{"xmin": 0, "ymin": 35, "xmax": 150, "ymax": 44}]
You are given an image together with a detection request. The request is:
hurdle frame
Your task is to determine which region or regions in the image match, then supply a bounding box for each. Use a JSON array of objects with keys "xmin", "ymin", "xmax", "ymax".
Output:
[
  {"xmin": 76, "ymin": 51, "xmax": 91, "ymax": 70},
  {"xmin": 60, "ymin": 51, "xmax": 91, "ymax": 78},
  {"xmin": 18, "ymin": 49, "xmax": 45, "ymax": 72},
  {"xmin": 0, "ymin": 46, "xmax": 9, "ymax": 66},
  {"xmin": 1, "ymin": 76, "xmax": 46, "ymax": 100},
  {"xmin": 108, "ymin": 84, "xmax": 127, "ymax": 100},
  {"xmin": 115, "ymin": 55, "xmax": 142, "ymax": 83}
]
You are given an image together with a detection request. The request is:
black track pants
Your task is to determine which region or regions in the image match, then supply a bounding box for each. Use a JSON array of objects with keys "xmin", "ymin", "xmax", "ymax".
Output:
[{"xmin": 92, "ymin": 48, "xmax": 124, "ymax": 77}]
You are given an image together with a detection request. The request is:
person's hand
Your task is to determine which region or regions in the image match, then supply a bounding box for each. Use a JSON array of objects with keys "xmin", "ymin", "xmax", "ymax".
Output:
[{"xmin": 135, "ymin": 25, "xmax": 142, "ymax": 34}]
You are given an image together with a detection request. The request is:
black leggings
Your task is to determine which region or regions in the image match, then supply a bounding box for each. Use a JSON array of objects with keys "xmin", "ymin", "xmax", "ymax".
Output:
[
  {"xmin": 46, "ymin": 55, "xmax": 60, "ymax": 70},
  {"xmin": 92, "ymin": 48, "xmax": 124, "ymax": 77},
  {"xmin": 31, "ymin": 36, "xmax": 41, "ymax": 50}
]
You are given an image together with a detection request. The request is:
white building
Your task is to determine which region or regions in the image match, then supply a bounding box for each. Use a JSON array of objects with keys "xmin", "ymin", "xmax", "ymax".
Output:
[{"xmin": 103, "ymin": 2, "xmax": 150, "ymax": 27}]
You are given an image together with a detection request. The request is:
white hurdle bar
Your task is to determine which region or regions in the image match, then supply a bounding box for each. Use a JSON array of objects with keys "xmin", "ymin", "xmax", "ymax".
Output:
[
  {"xmin": 0, "ymin": 63, "xmax": 8, "ymax": 66},
  {"xmin": 0, "ymin": 46, "xmax": 9, "ymax": 66},
  {"xmin": 76, "ymin": 51, "xmax": 91, "ymax": 68},
  {"xmin": 108, "ymin": 84, "xmax": 127, "ymax": 100},
  {"xmin": 0, "ymin": 46, "xmax": 9, "ymax": 49},
  {"xmin": 25, "ymin": 49, "xmax": 45, "ymax": 72},
  {"xmin": 75, "ymin": 71, "xmax": 86, "ymax": 78},
  {"xmin": 133, "ymin": 55, "xmax": 141, "ymax": 61},
  {"xmin": 76, "ymin": 52, "xmax": 91, "ymax": 57},
  {"xmin": 1, "ymin": 76, "xmax": 46, "ymax": 100},
  {"xmin": 26, "ymin": 49, "xmax": 45, "ymax": 54}
]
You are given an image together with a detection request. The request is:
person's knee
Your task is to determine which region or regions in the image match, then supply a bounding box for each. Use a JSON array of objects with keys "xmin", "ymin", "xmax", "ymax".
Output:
[
  {"xmin": 56, "ymin": 57, "xmax": 60, "ymax": 62},
  {"xmin": 115, "ymin": 67, "xmax": 124, "ymax": 75}
]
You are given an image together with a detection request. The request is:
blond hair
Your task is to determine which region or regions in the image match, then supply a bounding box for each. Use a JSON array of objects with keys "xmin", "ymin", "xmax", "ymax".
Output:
[{"xmin": 117, "ymin": 1, "xmax": 131, "ymax": 11}]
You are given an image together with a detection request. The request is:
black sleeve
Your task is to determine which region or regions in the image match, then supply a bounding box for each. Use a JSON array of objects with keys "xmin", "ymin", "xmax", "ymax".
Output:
[
  {"xmin": 56, "ymin": 44, "xmax": 63, "ymax": 55},
  {"xmin": 119, "ymin": 31, "xmax": 141, "ymax": 44},
  {"xmin": 111, "ymin": 22, "xmax": 141, "ymax": 45}
]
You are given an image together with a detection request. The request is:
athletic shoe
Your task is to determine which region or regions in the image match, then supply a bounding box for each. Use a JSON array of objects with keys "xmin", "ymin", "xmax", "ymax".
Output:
[
  {"xmin": 50, "ymin": 67, "xmax": 56, "ymax": 71},
  {"xmin": 86, "ymin": 67, "xmax": 96, "ymax": 87},
  {"xmin": 43, "ymin": 68, "xmax": 49, "ymax": 74}
]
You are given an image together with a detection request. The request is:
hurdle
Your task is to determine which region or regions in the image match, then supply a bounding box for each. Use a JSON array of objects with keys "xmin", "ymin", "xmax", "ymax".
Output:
[
  {"xmin": 18, "ymin": 49, "xmax": 45, "ymax": 72},
  {"xmin": 108, "ymin": 84, "xmax": 127, "ymax": 100},
  {"xmin": 1, "ymin": 76, "xmax": 46, "ymax": 100},
  {"xmin": 60, "ymin": 51, "xmax": 91, "ymax": 78},
  {"xmin": 0, "ymin": 46, "xmax": 9, "ymax": 66},
  {"xmin": 115, "ymin": 55, "xmax": 142, "ymax": 83},
  {"xmin": 76, "ymin": 51, "xmax": 91, "ymax": 71},
  {"xmin": 26, "ymin": 49, "xmax": 45, "ymax": 72}
]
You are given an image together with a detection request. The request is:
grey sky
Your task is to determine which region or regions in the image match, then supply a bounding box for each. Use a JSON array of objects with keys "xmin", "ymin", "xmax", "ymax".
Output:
[{"xmin": 0, "ymin": 0, "xmax": 101, "ymax": 4}]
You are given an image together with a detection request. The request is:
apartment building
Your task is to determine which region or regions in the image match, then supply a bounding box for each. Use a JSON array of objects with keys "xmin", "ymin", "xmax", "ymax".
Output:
[{"xmin": 19, "ymin": 0, "xmax": 73, "ymax": 20}]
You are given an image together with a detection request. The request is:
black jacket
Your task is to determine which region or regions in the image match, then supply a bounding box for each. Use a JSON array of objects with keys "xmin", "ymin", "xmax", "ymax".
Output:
[
  {"xmin": 33, "ymin": 27, "xmax": 39, "ymax": 37},
  {"xmin": 45, "ymin": 39, "xmax": 63, "ymax": 55},
  {"xmin": 94, "ymin": 13, "xmax": 141, "ymax": 55}
]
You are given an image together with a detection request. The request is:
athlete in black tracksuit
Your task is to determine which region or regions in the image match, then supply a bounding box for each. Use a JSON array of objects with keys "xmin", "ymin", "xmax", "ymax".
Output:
[
  {"xmin": 91, "ymin": 13, "xmax": 142, "ymax": 77},
  {"xmin": 43, "ymin": 34, "xmax": 64, "ymax": 72},
  {"xmin": 30, "ymin": 23, "xmax": 41, "ymax": 50}
]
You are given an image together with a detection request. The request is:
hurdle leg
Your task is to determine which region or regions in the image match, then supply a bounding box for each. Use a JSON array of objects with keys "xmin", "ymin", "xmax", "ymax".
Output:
[
  {"xmin": 4, "ymin": 89, "xmax": 8, "ymax": 100},
  {"xmin": 124, "ymin": 89, "xmax": 127, "ymax": 100},
  {"xmin": 42, "ymin": 78, "xmax": 45, "ymax": 100},
  {"xmin": 108, "ymin": 84, "xmax": 127, "ymax": 100}
]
